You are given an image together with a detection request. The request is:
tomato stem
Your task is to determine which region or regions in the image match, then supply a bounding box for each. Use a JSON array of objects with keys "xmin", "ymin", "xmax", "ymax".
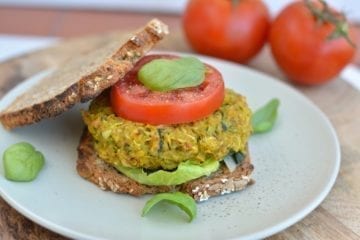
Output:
[{"xmin": 304, "ymin": 0, "xmax": 356, "ymax": 48}]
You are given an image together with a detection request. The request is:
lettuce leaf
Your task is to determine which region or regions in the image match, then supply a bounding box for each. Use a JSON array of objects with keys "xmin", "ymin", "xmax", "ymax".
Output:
[{"xmin": 114, "ymin": 159, "xmax": 219, "ymax": 186}]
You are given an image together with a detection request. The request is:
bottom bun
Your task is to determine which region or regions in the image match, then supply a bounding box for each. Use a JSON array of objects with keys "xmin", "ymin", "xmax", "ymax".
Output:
[{"xmin": 77, "ymin": 129, "xmax": 254, "ymax": 202}]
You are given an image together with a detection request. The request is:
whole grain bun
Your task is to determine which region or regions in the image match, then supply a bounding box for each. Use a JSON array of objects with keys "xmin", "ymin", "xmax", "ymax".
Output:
[
  {"xmin": 77, "ymin": 129, "xmax": 254, "ymax": 202},
  {"xmin": 0, "ymin": 19, "xmax": 168, "ymax": 130}
]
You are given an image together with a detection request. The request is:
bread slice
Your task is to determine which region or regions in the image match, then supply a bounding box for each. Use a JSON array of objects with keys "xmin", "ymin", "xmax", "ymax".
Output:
[
  {"xmin": 77, "ymin": 129, "xmax": 254, "ymax": 202},
  {"xmin": 0, "ymin": 19, "xmax": 168, "ymax": 130}
]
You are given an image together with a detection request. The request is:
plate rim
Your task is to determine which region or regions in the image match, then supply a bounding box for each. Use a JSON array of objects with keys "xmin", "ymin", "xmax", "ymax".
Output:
[{"xmin": 0, "ymin": 51, "xmax": 341, "ymax": 240}]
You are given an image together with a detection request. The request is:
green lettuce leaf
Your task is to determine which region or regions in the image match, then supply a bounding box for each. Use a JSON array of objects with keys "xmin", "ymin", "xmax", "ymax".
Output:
[{"xmin": 114, "ymin": 159, "xmax": 219, "ymax": 186}]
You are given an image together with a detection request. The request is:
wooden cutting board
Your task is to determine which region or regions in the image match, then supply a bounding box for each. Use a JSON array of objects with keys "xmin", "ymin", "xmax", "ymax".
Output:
[{"xmin": 0, "ymin": 30, "xmax": 359, "ymax": 240}]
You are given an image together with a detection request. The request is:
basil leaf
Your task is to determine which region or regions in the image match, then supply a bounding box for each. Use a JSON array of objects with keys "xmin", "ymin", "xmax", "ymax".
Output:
[
  {"xmin": 138, "ymin": 57, "xmax": 205, "ymax": 91},
  {"xmin": 251, "ymin": 98, "xmax": 280, "ymax": 134},
  {"xmin": 3, "ymin": 142, "xmax": 45, "ymax": 182},
  {"xmin": 142, "ymin": 192, "xmax": 197, "ymax": 222}
]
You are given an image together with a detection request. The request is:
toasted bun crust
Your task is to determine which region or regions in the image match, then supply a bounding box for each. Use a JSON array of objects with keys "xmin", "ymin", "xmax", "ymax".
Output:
[
  {"xmin": 0, "ymin": 19, "xmax": 168, "ymax": 130},
  {"xmin": 77, "ymin": 129, "xmax": 254, "ymax": 202}
]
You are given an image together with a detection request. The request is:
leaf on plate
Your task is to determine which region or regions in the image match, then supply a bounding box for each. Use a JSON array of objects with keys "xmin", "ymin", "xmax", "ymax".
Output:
[
  {"xmin": 251, "ymin": 98, "xmax": 280, "ymax": 134},
  {"xmin": 3, "ymin": 142, "xmax": 45, "ymax": 182},
  {"xmin": 142, "ymin": 192, "xmax": 197, "ymax": 222}
]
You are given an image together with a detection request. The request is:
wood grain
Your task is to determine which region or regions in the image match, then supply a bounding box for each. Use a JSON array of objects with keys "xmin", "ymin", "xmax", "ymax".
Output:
[{"xmin": 0, "ymin": 30, "xmax": 359, "ymax": 240}]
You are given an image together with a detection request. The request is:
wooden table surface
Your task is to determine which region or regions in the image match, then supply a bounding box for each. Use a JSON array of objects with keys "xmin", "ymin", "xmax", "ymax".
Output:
[{"xmin": 0, "ymin": 7, "xmax": 359, "ymax": 240}]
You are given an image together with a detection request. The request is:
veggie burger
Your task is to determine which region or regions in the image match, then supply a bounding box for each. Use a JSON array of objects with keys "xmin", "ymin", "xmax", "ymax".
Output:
[
  {"xmin": 0, "ymin": 19, "xmax": 254, "ymax": 203},
  {"xmin": 78, "ymin": 54, "xmax": 254, "ymax": 201}
]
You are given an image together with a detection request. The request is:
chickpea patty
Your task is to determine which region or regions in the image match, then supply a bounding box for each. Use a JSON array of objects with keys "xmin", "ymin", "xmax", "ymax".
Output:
[{"xmin": 83, "ymin": 89, "xmax": 252, "ymax": 170}]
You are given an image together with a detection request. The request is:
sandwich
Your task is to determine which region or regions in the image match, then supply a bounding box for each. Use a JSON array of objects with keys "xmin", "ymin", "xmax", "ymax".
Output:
[
  {"xmin": 78, "ymin": 53, "xmax": 254, "ymax": 201},
  {"xmin": 0, "ymin": 19, "xmax": 254, "ymax": 202}
]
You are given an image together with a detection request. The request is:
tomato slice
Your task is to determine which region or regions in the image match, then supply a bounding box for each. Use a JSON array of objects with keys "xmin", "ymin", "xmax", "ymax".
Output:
[{"xmin": 110, "ymin": 54, "xmax": 225, "ymax": 125}]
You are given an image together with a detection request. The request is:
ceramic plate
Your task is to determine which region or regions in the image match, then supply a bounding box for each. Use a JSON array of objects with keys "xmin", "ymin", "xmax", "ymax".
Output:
[{"xmin": 0, "ymin": 53, "xmax": 340, "ymax": 240}]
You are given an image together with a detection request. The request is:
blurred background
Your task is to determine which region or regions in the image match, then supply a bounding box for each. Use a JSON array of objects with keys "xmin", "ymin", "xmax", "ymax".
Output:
[
  {"xmin": 0, "ymin": 0, "xmax": 359, "ymax": 88},
  {"xmin": 0, "ymin": 0, "xmax": 359, "ymax": 37}
]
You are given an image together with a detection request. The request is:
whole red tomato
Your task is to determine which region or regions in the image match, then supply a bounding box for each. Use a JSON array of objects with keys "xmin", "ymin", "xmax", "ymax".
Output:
[
  {"xmin": 269, "ymin": 1, "xmax": 356, "ymax": 85},
  {"xmin": 183, "ymin": 0, "xmax": 270, "ymax": 63}
]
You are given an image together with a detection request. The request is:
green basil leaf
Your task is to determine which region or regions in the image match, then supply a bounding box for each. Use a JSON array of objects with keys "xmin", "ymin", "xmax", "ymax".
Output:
[
  {"xmin": 3, "ymin": 142, "xmax": 45, "ymax": 182},
  {"xmin": 142, "ymin": 192, "xmax": 197, "ymax": 222},
  {"xmin": 251, "ymin": 98, "xmax": 280, "ymax": 134},
  {"xmin": 138, "ymin": 57, "xmax": 205, "ymax": 91}
]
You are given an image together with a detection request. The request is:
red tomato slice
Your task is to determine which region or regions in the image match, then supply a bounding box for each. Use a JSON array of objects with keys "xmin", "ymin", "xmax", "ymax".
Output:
[{"xmin": 110, "ymin": 54, "xmax": 225, "ymax": 125}]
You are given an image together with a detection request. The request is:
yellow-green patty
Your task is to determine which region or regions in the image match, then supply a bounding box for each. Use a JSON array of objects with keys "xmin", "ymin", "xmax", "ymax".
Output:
[{"xmin": 83, "ymin": 89, "xmax": 252, "ymax": 170}]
